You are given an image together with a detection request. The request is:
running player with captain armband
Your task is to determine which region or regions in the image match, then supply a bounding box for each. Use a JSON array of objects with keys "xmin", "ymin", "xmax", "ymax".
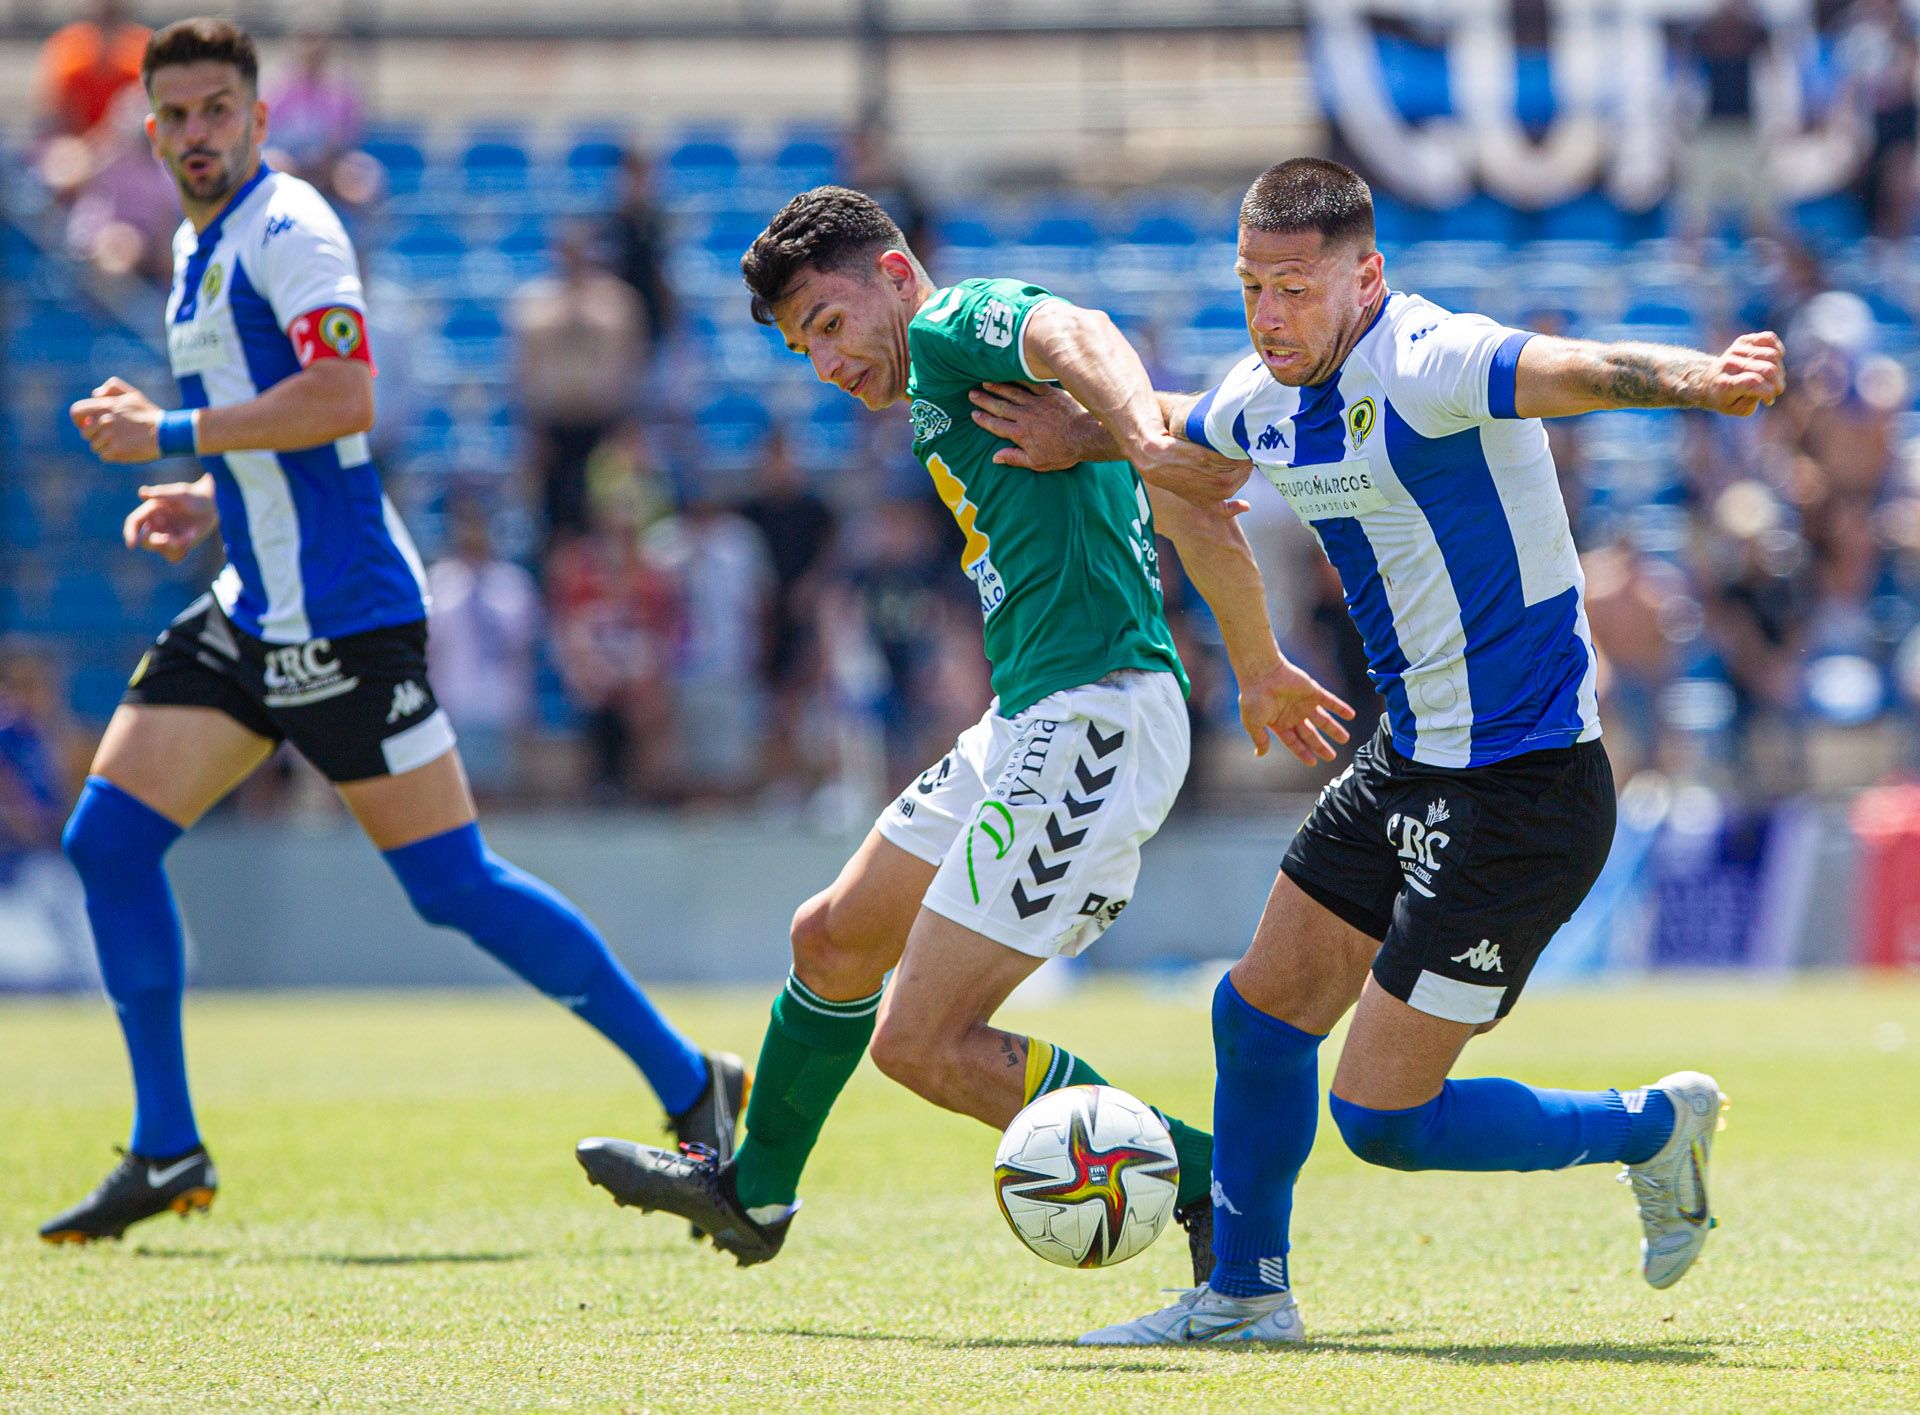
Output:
[{"xmin": 39, "ymin": 16, "xmax": 743, "ymax": 1246}]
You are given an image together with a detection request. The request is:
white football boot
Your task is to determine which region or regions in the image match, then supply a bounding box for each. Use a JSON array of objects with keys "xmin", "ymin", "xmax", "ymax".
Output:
[
  {"xmin": 1077, "ymin": 1284, "xmax": 1305, "ymax": 1346},
  {"xmin": 1623, "ymin": 1070, "xmax": 1729, "ymax": 1290}
]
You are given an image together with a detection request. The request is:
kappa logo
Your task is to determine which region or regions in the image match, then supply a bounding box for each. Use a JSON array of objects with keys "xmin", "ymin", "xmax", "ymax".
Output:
[
  {"xmin": 1255, "ymin": 423, "xmax": 1289, "ymax": 452},
  {"xmin": 1426, "ymin": 797, "xmax": 1450, "ymax": 827},
  {"xmin": 909, "ymin": 398, "xmax": 952, "ymax": 443},
  {"xmin": 1451, "ymin": 939, "xmax": 1503, "ymax": 973},
  {"xmin": 387, "ymin": 680, "xmax": 429, "ymax": 723},
  {"xmin": 1209, "ymin": 1179, "xmax": 1244, "ymax": 1216}
]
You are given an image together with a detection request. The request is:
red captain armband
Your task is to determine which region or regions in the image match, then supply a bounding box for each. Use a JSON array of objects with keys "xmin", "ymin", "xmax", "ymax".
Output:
[{"xmin": 288, "ymin": 305, "xmax": 377, "ymax": 372}]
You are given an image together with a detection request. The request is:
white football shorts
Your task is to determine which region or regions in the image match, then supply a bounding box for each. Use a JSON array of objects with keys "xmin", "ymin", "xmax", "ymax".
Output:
[{"xmin": 877, "ymin": 669, "xmax": 1190, "ymax": 959}]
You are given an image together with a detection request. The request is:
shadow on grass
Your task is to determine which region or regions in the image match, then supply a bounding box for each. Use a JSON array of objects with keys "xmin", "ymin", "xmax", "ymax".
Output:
[
  {"xmin": 131, "ymin": 1247, "xmax": 544, "ymax": 1266},
  {"xmin": 1304, "ymin": 1335, "xmax": 1726, "ymax": 1367},
  {"xmin": 746, "ymin": 1325, "xmax": 1071, "ymax": 1351}
]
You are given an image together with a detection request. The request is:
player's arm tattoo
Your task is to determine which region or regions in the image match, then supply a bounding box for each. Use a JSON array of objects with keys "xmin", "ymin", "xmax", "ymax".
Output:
[
  {"xmin": 1516, "ymin": 335, "xmax": 1719, "ymax": 418},
  {"xmin": 1588, "ymin": 344, "xmax": 1715, "ymax": 409}
]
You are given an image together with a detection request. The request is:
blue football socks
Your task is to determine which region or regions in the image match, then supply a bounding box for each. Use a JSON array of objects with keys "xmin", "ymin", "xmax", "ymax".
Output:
[
  {"xmin": 1208, "ymin": 974, "xmax": 1325, "ymax": 1298},
  {"xmin": 1329, "ymin": 1079, "xmax": 1676, "ymax": 1172},
  {"xmin": 62, "ymin": 777, "xmax": 201, "ymax": 1158},
  {"xmin": 383, "ymin": 823, "xmax": 707, "ymax": 1114}
]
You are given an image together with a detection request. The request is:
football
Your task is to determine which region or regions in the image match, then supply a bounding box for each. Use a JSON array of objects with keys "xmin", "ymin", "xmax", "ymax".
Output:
[{"xmin": 992, "ymin": 1084, "xmax": 1179, "ymax": 1268}]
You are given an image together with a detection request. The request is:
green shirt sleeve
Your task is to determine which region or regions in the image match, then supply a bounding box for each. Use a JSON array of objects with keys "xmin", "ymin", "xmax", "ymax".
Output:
[{"xmin": 909, "ymin": 277, "xmax": 1061, "ymax": 392}]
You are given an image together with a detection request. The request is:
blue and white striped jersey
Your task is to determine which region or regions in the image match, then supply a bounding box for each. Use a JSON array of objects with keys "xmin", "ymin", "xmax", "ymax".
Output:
[
  {"xmin": 164, "ymin": 164, "xmax": 426, "ymax": 644},
  {"xmin": 1189, "ymin": 290, "xmax": 1600, "ymax": 768}
]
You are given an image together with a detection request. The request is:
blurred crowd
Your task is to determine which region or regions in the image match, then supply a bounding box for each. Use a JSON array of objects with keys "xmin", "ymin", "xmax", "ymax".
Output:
[{"xmin": 11, "ymin": 1, "xmax": 1920, "ymax": 820}]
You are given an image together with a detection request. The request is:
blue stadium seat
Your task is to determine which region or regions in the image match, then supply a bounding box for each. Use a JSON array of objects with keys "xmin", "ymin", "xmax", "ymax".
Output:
[
  {"xmin": 935, "ymin": 215, "xmax": 995, "ymax": 250},
  {"xmin": 664, "ymin": 133, "xmax": 741, "ymax": 204},
  {"xmin": 389, "ymin": 224, "xmax": 468, "ymax": 288},
  {"xmin": 1791, "ymin": 194, "xmax": 1869, "ymax": 246},
  {"xmin": 694, "ymin": 390, "xmax": 772, "ymax": 470},
  {"xmin": 1022, "ymin": 209, "xmax": 1101, "ymax": 251},
  {"xmin": 461, "ymin": 132, "xmax": 532, "ymax": 198},
  {"xmin": 1539, "ymin": 192, "xmax": 1626, "ymax": 245},
  {"xmin": 791, "ymin": 386, "xmax": 863, "ymax": 471},
  {"xmin": 362, "ymin": 130, "xmax": 426, "ymax": 198},
  {"xmin": 1120, "ymin": 208, "xmax": 1199, "ymax": 248},
  {"xmin": 701, "ymin": 209, "xmax": 769, "ymax": 260},
  {"xmin": 772, "ymin": 134, "xmax": 840, "ymax": 191},
  {"xmin": 563, "ymin": 131, "xmax": 626, "ymax": 200},
  {"xmin": 440, "ymin": 303, "xmax": 509, "ymax": 375},
  {"xmin": 1437, "ymin": 196, "xmax": 1517, "ymax": 245},
  {"xmin": 495, "ymin": 218, "xmax": 552, "ymax": 279}
]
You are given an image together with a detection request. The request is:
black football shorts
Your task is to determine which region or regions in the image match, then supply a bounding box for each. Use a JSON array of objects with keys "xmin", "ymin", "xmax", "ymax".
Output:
[
  {"xmin": 1281, "ymin": 714, "xmax": 1615, "ymax": 1025},
  {"xmin": 122, "ymin": 592, "xmax": 454, "ymax": 783}
]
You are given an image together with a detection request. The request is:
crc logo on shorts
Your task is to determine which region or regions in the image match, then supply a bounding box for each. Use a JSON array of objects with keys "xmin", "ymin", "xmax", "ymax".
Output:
[
  {"xmin": 910, "ymin": 398, "xmax": 952, "ymax": 444},
  {"xmin": 317, "ymin": 307, "xmax": 363, "ymax": 356},
  {"xmin": 1386, "ymin": 799, "xmax": 1452, "ymax": 899},
  {"xmin": 261, "ymin": 639, "xmax": 360, "ymax": 707}
]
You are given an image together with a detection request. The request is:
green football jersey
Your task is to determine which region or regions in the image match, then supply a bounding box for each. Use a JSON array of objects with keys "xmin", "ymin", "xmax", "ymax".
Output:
[{"xmin": 906, "ymin": 277, "xmax": 1188, "ymax": 718}]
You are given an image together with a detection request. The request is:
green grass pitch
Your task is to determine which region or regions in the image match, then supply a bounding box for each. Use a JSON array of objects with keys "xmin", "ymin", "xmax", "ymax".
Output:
[{"xmin": 4, "ymin": 978, "xmax": 1917, "ymax": 1412}]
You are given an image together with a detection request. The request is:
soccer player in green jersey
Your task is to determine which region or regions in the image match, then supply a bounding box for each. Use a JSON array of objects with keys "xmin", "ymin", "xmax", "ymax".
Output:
[{"xmin": 576, "ymin": 187, "xmax": 1353, "ymax": 1276}]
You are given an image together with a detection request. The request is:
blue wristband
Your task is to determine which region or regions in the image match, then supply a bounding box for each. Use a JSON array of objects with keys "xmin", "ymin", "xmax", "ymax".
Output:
[{"xmin": 155, "ymin": 408, "xmax": 199, "ymax": 458}]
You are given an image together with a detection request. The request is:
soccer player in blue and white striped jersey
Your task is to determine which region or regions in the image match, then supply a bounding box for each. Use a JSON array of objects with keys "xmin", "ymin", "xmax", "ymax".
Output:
[
  {"xmin": 976, "ymin": 159, "xmax": 1779, "ymax": 1344},
  {"xmin": 39, "ymin": 17, "xmax": 741, "ymax": 1244}
]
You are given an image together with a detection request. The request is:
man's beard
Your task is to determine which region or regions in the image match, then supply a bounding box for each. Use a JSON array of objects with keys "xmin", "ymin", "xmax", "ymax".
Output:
[{"xmin": 175, "ymin": 144, "xmax": 245, "ymax": 204}]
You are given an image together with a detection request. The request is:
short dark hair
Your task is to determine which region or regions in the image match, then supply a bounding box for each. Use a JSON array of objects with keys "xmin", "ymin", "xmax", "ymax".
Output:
[
  {"xmin": 742, "ymin": 186, "xmax": 909, "ymax": 326},
  {"xmin": 1239, "ymin": 158, "xmax": 1375, "ymax": 250},
  {"xmin": 142, "ymin": 17, "xmax": 259, "ymax": 93}
]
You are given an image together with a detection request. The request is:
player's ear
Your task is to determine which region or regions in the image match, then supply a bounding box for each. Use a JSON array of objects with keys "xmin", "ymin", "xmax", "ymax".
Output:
[
  {"xmin": 252, "ymin": 96, "xmax": 269, "ymax": 146},
  {"xmin": 877, "ymin": 248, "xmax": 915, "ymax": 291}
]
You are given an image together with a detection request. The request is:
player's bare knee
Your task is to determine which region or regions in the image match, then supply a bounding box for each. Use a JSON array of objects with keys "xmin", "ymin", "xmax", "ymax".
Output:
[
  {"xmin": 789, "ymin": 892, "xmax": 883, "ymax": 997},
  {"xmin": 867, "ymin": 1012, "xmax": 938, "ymax": 1095}
]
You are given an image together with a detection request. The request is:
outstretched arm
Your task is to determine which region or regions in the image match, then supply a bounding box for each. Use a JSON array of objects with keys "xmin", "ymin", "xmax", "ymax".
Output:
[
  {"xmin": 1018, "ymin": 301, "xmax": 1249, "ymax": 504},
  {"xmin": 1512, "ymin": 331, "xmax": 1785, "ymax": 420},
  {"xmin": 1148, "ymin": 488, "xmax": 1354, "ymax": 763},
  {"xmin": 969, "ymin": 381, "xmax": 1352, "ymax": 762}
]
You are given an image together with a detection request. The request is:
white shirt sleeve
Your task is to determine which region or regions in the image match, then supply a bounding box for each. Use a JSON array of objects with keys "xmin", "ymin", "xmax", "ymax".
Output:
[
  {"xmin": 1180, "ymin": 353, "xmax": 1261, "ymax": 460},
  {"xmin": 1384, "ymin": 307, "xmax": 1535, "ymax": 436},
  {"xmin": 249, "ymin": 180, "xmax": 367, "ymax": 330}
]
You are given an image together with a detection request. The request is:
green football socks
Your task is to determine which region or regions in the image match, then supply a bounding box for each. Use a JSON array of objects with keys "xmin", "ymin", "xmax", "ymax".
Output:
[
  {"xmin": 732, "ymin": 974, "xmax": 881, "ymax": 1212},
  {"xmin": 1022, "ymin": 1037, "xmax": 1214, "ymax": 1209}
]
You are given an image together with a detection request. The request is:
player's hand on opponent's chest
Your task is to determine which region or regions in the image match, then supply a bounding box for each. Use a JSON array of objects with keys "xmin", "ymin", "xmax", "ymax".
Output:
[
  {"xmin": 124, "ymin": 480, "xmax": 218, "ymax": 563},
  {"xmin": 71, "ymin": 377, "xmax": 164, "ymax": 463},
  {"xmin": 970, "ymin": 382, "xmax": 1107, "ymax": 471}
]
